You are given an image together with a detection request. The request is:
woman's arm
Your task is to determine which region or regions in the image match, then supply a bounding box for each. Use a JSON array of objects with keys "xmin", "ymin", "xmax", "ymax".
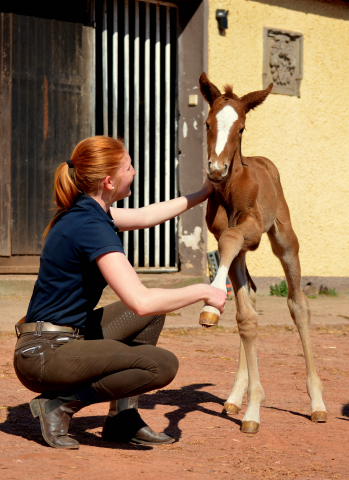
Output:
[
  {"xmin": 110, "ymin": 178, "xmax": 213, "ymax": 232},
  {"xmin": 96, "ymin": 251, "xmax": 226, "ymax": 317}
]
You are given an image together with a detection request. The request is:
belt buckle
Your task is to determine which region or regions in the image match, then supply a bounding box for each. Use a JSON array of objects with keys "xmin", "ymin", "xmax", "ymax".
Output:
[
  {"xmin": 34, "ymin": 321, "xmax": 44, "ymax": 337},
  {"xmin": 15, "ymin": 324, "xmax": 21, "ymax": 338}
]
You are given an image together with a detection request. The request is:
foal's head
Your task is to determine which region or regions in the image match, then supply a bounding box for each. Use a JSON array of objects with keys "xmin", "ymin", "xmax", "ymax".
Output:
[{"xmin": 199, "ymin": 72, "xmax": 273, "ymax": 183}]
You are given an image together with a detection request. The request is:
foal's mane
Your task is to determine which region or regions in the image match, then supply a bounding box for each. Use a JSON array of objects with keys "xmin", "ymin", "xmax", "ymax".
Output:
[{"xmin": 223, "ymin": 85, "xmax": 240, "ymax": 101}]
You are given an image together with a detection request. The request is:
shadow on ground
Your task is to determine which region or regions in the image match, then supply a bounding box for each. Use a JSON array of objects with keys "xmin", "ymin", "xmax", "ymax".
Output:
[
  {"xmin": 0, "ymin": 383, "xmax": 240, "ymax": 449},
  {"xmin": 341, "ymin": 403, "xmax": 349, "ymax": 417}
]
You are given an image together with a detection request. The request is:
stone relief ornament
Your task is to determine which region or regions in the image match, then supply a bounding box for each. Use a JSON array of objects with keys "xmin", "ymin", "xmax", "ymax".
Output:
[{"xmin": 263, "ymin": 28, "xmax": 303, "ymax": 97}]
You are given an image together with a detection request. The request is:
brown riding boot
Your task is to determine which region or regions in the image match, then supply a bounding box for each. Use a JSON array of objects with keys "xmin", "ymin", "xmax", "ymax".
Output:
[
  {"xmin": 102, "ymin": 396, "xmax": 175, "ymax": 445},
  {"xmin": 30, "ymin": 396, "xmax": 84, "ymax": 449}
]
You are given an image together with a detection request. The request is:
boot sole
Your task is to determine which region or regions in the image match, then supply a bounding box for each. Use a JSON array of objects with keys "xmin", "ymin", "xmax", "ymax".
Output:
[
  {"xmin": 30, "ymin": 398, "xmax": 79, "ymax": 449},
  {"xmin": 130, "ymin": 436, "xmax": 176, "ymax": 446},
  {"xmin": 103, "ymin": 433, "xmax": 176, "ymax": 446}
]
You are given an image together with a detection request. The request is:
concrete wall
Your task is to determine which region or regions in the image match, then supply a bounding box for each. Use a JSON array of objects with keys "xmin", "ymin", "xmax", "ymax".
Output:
[
  {"xmin": 206, "ymin": 0, "xmax": 349, "ymax": 283},
  {"xmin": 177, "ymin": 0, "xmax": 208, "ymax": 275}
]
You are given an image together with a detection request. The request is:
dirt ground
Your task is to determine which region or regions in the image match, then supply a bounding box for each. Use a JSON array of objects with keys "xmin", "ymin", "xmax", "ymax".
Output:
[{"xmin": 1, "ymin": 277, "xmax": 349, "ymax": 479}]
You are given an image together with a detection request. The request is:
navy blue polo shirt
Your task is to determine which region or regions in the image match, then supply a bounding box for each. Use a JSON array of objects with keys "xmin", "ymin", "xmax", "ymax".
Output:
[{"xmin": 25, "ymin": 195, "xmax": 124, "ymax": 328}]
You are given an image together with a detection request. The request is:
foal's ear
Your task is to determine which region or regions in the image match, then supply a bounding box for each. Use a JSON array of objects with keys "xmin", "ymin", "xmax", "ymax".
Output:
[
  {"xmin": 199, "ymin": 72, "xmax": 221, "ymax": 107},
  {"xmin": 240, "ymin": 83, "xmax": 273, "ymax": 114}
]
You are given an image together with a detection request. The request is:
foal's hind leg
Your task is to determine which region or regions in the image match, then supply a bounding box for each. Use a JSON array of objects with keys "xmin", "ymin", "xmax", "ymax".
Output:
[
  {"xmin": 222, "ymin": 265, "xmax": 257, "ymax": 416},
  {"xmin": 268, "ymin": 222, "xmax": 327, "ymax": 422}
]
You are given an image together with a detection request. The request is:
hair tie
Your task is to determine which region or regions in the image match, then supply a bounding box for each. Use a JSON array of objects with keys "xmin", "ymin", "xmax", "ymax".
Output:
[{"xmin": 66, "ymin": 159, "xmax": 74, "ymax": 168}]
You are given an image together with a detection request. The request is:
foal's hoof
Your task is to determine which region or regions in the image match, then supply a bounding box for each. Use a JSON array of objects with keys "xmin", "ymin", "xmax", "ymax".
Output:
[
  {"xmin": 199, "ymin": 311, "xmax": 219, "ymax": 326},
  {"xmin": 222, "ymin": 403, "xmax": 241, "ymax": 415},
  {"xmin": 241, "ymin": 421, "xmax": 259, "ymax": 434},
  {"xmin": 311, "ymin": 411, "xmax": 327, "ymax": 423}
]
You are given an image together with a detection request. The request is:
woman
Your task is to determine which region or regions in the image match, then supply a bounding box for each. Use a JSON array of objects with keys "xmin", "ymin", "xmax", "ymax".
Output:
[{"xmin": 13, "ymin": 136, "xmax": 226, "ymax": 449}]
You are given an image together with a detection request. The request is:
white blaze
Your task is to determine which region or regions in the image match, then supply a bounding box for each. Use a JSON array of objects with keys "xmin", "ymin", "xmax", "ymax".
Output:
[{"xmin": 215, "ymin": 105, "xmax": 238, "ymax": 156}]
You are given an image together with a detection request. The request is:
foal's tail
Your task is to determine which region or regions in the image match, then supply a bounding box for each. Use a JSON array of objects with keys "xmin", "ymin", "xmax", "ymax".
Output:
[{"xmin": 246, "ymin": 265, "xmax": 257, "ymax": 310}]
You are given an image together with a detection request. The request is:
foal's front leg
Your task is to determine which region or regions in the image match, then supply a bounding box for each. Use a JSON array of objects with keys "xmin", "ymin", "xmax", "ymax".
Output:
[
  {"xmin": 200, "ymin": 220, "xmax": 264, "ymax": 433},
  {"xmin": 199, "ymin": 230, "xmax": 244, "ymax": 326},
  {"xmin": 199, "ymin": 217, "xmax": 260, "ymax": 326}
]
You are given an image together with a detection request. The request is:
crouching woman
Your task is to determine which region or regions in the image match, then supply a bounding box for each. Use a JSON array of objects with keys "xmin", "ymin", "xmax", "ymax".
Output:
[{"xmin": 13, "ymin": 136, "xmax": 226, "ymax": 449}]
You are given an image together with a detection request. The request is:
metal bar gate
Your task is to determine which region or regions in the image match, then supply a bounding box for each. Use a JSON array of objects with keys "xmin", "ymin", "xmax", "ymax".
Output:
[{"xmin": 99, "ymin": 0, "xmax": 178, "ymax": 272}]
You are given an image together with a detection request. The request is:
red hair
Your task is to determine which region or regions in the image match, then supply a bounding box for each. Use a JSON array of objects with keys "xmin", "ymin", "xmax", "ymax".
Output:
[{"xmin": 43, "ymin": 136, "xmax": 126, "ymax": 239}]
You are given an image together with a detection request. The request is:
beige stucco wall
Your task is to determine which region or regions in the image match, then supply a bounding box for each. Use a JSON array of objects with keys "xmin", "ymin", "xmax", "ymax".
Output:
[{"xmin": 206, "ymin": 0, "xmax": 349, "ymax": 278}]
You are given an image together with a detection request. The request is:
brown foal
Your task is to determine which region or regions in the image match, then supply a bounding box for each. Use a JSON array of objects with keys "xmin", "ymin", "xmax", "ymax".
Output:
[{"xmin": 199, "ymin": 72, "xmax": 326, "ymax": 433}]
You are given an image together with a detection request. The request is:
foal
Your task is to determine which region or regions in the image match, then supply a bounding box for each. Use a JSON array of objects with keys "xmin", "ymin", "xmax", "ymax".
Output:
[{"xmin": 199, "ymin": 72, "xmax": 326, "ymax": 433}]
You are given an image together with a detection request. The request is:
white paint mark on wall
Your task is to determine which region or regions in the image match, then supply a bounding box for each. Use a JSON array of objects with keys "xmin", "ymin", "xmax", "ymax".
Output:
[
  {"xmin": 183, "ymin": 121, "xmax": 188, "ymax": 138},
  {"xmin": 193, "ymin": 120, "xmax": 198, "ymax": 130},
  {"xmin": 179, "ymin": 226, "xmax": 202, "ymax": 250},
  {"xmin": 215, "ymin": 105, "xmax": 238, "ymax": 156}
]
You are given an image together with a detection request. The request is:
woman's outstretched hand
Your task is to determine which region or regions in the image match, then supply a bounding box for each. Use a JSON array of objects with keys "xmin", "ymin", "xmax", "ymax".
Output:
[
  {"xmin": 200, "ymin": 177, "xmax": 214, "ymax": 200},
  {"xmin": 110, "ymin": 176, "xmax": 214, "ymax": 232}
]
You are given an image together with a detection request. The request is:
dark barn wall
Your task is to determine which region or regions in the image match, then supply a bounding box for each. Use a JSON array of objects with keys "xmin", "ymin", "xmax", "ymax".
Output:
[
  {"xmin": 0, "ymin": 12, "xmax": 12, "ymax": 257},
  {"xmin": 0, "ymin": 3, "xmax": 94, "ymax": 271},
  {"xmin": 10, "ymin": 14, "xmax": 94, "ymax": 255}
]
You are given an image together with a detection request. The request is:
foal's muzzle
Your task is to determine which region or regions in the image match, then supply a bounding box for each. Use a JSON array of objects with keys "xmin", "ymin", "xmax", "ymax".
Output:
[{"xmin": 207, "ymin": 161, "xmax": 229, "ymax": 181}]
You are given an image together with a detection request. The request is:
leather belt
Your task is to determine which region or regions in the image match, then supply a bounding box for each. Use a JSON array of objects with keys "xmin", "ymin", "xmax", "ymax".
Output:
[{"xmin": 15, "ymin": 321, "xmax": 82, "ymax": 338}]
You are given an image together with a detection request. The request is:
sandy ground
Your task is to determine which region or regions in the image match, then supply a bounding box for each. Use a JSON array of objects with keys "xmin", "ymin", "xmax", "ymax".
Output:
[{"xmin": 1, "ymin": 275, "xmax": 349, "ymax": 479}]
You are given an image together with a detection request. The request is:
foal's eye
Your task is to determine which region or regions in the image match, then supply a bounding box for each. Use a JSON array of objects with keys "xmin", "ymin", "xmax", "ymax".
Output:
[{"xmin": 205, "ymin": 122, "xmax": 209, "ymax": 131}]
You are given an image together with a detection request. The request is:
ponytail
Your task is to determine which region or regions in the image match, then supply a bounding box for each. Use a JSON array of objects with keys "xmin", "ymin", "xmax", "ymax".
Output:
[{"xmin": 43, "ymin": 136, "xmax": 125, "ymax": 240}]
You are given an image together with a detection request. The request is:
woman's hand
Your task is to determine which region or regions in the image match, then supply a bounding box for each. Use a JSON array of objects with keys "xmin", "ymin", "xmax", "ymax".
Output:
[
  {"xmin": 204, "ymin": 285, "xmax": 227, "ymax": 314},
  {"xmin": 200, "ymin": 177, "xmax": 214, "ymax": 200}
]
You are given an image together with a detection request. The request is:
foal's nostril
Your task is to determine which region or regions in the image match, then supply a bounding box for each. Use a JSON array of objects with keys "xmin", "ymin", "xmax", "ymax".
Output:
[
  {"xmin": 222, "ymin": 164, "xmax": 228, "ymax": 177},
  {"xmin": 207, "ymin": 161, "xmax": 212, "ymax": 174}
]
